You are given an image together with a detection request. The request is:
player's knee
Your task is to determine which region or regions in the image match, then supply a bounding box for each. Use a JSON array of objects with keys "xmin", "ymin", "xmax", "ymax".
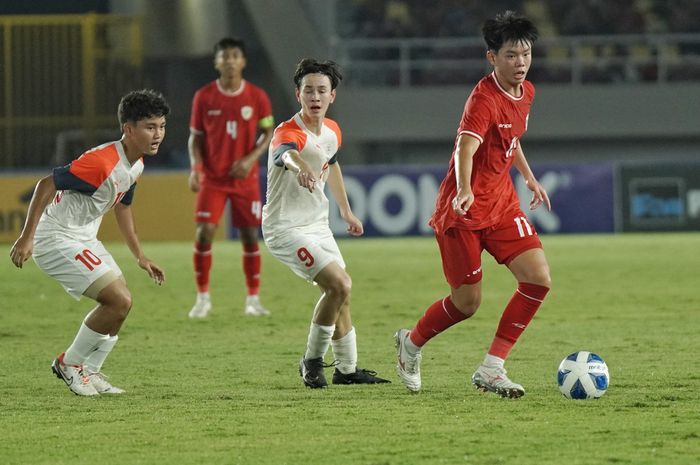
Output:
[
  {"xmin": 239, "ymin": 227, "xmax": 258, "ymax": 245},
  {"xmin": 328, "ymin": 274, "xmax": 352, "ymax": 301},
  {"xmin": 451, "ymin": 292, "xmax": 481, "ymax": 317},
  {"xmin": 526, "ymin": 266, "xmax": 551, "ymax": 288},
  {"xmin": 117, "ymin": 291, "xmax": 133, "ymax": 317},
  {"xmin": 106, "ymin": 288, "xmax": 132, "ymax": 319},
  {"xmin": 195, "ymin": 224, "xmax": 216, "ymax": 243}
]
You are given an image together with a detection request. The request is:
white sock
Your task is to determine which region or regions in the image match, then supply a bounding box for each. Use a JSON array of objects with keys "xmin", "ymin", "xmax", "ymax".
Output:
[
  {"xmin": 304, "ymin": 323, "xmax": 335, "ymax": 360},
  {"xmin": 331, "ymin": 327, "xmax": 357, "ymax": 374},
  {"xmin": 404, "ymin": 331, "xmax": 421, "ymax": 355},
  {"xmin": 483, "ymin": 353, "xmax": 505, "ymax": 368},
  {"xmin": 85, "ymin": 335, "xmax": 119, "ymax": 373},
  {"xmin": 198, "ymin": 292, "xmax": 210, "ymax": 301},
  {"xmin": 63, "ymin": 322, "xmax": 110, "ymax": 366}
]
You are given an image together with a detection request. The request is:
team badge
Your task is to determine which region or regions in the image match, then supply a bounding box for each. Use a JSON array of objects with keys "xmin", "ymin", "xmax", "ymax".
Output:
[{"xmin": 241, "ymin": 106, "xmax": 253, "ymax": 120}]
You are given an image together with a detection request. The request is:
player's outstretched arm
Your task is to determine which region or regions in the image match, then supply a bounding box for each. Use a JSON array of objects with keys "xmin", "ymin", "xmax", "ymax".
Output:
[
  {"xmin": 281, "ymin": 149, "xmax": 317, "ymax": 193},
  {"xmin": 9, "ymin": 175, "xmax": 56, "ymax": 268},
  {"xmin": 114, "ymin": 203, "xmax": 165, "ymax": 285},
  {"xmin": 513, "ymin": 144, "xmax": 551, "ymax": 211},
  {"xmin": 327, "ymin": 163, "xmax": 363, "ymax": 236}
]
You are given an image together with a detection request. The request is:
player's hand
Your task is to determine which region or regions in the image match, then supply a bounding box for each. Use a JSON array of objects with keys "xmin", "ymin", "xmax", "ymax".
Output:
[
  {"xmin": 525, "ymin": 178, "xmax": 551, "ymax": 211},
  {"xmin": 9, "ymin": 236, "xmax": 33, "ymax": 268},
  {"xmin": 138, "ymin": 256, "xmax": 165, "ymax": 285},
  {"xmin": 344, "ymin": 212, "xmax": 364, "ymax": 237},
  {"xmin": 296, "ymin": 164, "xmax": 317, "ymax": 193},
  {"xmin": 230, "ymin": 158, "xmax": 254, "ymax": 179},
  {"xmin": 451, "ymin": 190, "xmax": 474, "ymax": 216},
  {"xmin": 188, "ymin": 170, "xmax": 201, "ymax": 192}
]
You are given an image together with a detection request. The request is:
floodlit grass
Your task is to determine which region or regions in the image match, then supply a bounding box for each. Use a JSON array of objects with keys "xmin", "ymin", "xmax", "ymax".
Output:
[{"xmin": 1, "ymin": 233, "xmax": 698, "ymax": 464}]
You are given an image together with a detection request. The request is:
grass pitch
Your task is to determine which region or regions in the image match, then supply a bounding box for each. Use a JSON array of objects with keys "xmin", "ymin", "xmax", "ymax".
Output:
[{"xmin": 1, "ymin": 233, "xmax": 698, "ymax": 465}]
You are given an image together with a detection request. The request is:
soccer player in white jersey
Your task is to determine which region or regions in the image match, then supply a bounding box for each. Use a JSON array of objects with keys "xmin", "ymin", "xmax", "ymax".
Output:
[
  {"xmin": 9, "ymin": 89, "xmax": 169, "ymax": 396},
  {"xmin": 262, "ymin": 59, "xmax": 389, "ymax": 388}
]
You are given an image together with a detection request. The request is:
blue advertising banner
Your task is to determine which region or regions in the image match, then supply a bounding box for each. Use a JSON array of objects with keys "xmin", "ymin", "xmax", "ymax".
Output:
[
  {"xmin": 619, "ymin": 162, "xmax": 700, "ymax": 232},
  {"xmin": 517, "ymin": 163, "xmax": 615, "ymax": 234},
  {"xmin": 255, "ymin": 162, "xmax": 615, "ymax": 237}
]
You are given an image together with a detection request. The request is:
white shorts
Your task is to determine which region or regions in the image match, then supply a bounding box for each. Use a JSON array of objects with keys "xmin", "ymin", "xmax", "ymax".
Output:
[
  {"xmin": 264, "ymin": 228, "xmax": 345, "ymax": 282},
  {"xmin": 32, "ymin": 235, "xmax": 122, "ymax": 300}
]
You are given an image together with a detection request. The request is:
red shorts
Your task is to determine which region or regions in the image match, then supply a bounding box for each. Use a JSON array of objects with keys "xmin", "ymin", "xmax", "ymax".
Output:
[
  {"xmin": 436, "ymin": 208, "xmax": 542, "ymax": 288},
  {"xmin": 194, "ymin": 185, "xmax": 262, "ymax": 227}
]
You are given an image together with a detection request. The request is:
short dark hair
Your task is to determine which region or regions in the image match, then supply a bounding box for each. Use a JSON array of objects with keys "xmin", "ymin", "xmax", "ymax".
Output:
[
  {"xmin": 118, "ymin": 89, "xmax": 170, "ymax": 125},
  {"xmin": 214, "ymin": 37, "xmax": 246, "ymax": 57},
  {"xmin": 482, "ymin": 11, "xmax": 538, "ymax": 52},
  {"xmin": 293, "ymin": 58, "xmax": 343, "ymax": 90}
]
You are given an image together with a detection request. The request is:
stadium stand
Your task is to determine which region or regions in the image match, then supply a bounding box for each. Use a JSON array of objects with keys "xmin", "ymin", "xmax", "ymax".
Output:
[{"xmin": 0, "ymin": 0, "xmax": 698, "ymax": 169}]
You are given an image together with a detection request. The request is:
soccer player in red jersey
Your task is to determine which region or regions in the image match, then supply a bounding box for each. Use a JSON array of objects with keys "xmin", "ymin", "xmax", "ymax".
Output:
[
  {"xmin": 395, "ymin": 11, "xmax": 552, "ymax": 397},
  {"xmin": 187, "ymin": 38, "xmax": 275, "ymax": 318}
]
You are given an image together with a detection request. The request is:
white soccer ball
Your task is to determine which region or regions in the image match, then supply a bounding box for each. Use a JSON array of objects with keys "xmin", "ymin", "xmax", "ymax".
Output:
[{"xmin": 557, "ymin": 351, "xmax": 609, "ymax": 399}]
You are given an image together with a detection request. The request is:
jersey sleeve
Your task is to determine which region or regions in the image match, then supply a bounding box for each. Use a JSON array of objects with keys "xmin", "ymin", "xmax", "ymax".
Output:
[
  {"xmin": 120, "ymin": 183, "xmax": 137, "ymax": 205},
  {"xmin": 257, "ymin": 89, "xmax": 274, "ymax": 130},
  {"xmin": 458, "ymin": 91, "xmax": 494, "ymax": 144},
  {"xmin": 270, "ymin": 126, "xmax": 307, "ymax": 167},
  {"xmin": 324, "ymin": 118, "xmax": 342, "ymax": 150},
  {"xmin": 189, "ymin": 89, "xmax": 204, "ymax": 134},
  {"xmin": 52, "ymin": 164, "xmax": 98, "ymax": 195},
  {"xmin": 53, "ymin": 147, "xmax": 118, "ymax": 195},
  {"xmin": 323, "ymin": 118, "xmax": 342, "ymax": 165}
]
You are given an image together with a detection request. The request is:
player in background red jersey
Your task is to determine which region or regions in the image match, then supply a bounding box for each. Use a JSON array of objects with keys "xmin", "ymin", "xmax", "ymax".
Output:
[
  {"xmin": 395, "ymin": 11, "xmax": 552, "ymax": 397},
  {"xmin": 187, "ymin": 38, "xmax": 275, "ymax": 318}
]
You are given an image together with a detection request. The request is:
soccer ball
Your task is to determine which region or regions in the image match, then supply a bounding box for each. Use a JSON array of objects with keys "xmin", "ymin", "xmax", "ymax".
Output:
[{"xmin": 557, "ymin": 351, "xmax": 609, "ymax": 399}]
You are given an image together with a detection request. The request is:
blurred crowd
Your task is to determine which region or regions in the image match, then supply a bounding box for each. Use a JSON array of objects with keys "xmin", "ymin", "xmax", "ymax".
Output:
[
  {"xmin": 336, "ymin": 0, "xmax": 700, "ymax": 38},
  {"xmin": 331, "ymin": 0, "xmax": 700, "ymax": 85}
]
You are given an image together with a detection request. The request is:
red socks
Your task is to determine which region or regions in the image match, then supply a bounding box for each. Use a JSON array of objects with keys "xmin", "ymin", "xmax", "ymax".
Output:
[
  {"xmin": 408, "ymin": 282, "xmax": 549, "ymax": 357},
  {"xmin": 409, "ymin": 297, "xmax": 469, "ymax": 347},
  {"xmin": 193, "ymin": 242, "xmax": 212, "ymax": 293},
  {"xmin": 194, "ymin": 242, "xmax": 262, "ymax": 296},
  {"xmin": 242, "ymin": 243, "xmax": 261, "ymax": 296},
  {"xmin": 488, "ymin": 282, "xmax": 549, "ymax": 359}
]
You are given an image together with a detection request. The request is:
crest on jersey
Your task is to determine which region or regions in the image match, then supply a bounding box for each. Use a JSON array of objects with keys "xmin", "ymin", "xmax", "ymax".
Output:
[{"xmin": 241, "ymin": 106, "xmax": 253, "ymax": 120}]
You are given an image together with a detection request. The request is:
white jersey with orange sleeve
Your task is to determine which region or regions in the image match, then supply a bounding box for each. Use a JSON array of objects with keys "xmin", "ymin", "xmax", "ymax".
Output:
[
  {"xmin": 35, "ymin": 140, "xmax": 143, "ymax": 242},
  {"xmin": 262, "ymin": 113, "xmax": 342, "ymax": 241}
]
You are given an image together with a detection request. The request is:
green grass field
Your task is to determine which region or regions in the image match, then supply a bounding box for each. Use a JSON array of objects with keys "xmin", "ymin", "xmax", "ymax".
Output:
[{"xmin": 1, "ymin": 233, "xmax": 698, "ymax": 465}]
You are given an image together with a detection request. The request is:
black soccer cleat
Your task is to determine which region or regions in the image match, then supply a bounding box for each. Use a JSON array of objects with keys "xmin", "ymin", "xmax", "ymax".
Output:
[
  {"xmin": 332, "ymin": 367, "xmax": 391, "ymax": 385},
  {"xmin": 299, "ymin": 357, "xmax": 329, "ymax": 389}
]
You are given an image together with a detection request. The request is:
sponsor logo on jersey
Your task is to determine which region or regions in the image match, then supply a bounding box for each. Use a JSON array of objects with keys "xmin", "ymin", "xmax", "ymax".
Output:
[
  {"xmin": 241, "ymin": 106, "xmax": 253, "ymax": 120},
  {"xmin": 207, "ymin": 109, "xmax": 222, "ymax": 116},
  {"xmin": 498, "ymin": 123, "xmax": 512, "ymax": 128}
]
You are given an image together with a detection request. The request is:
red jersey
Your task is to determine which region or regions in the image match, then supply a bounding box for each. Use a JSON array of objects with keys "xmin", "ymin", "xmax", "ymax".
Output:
[
  {"xmin": 189, "ymin": 79, "xmax": 274, "ymax": 192},
  {"xmin": 430, "ymin": 72, "xmax": 535, "ymax": 233}
]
